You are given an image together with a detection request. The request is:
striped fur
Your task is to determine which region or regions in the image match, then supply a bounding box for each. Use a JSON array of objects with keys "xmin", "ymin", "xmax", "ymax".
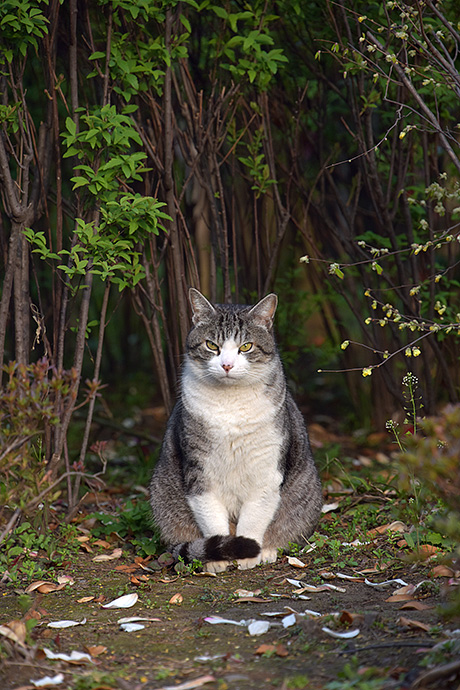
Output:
[{"xmin": 150, "ymin": 289, "xmax": 323, "ymax": 572}]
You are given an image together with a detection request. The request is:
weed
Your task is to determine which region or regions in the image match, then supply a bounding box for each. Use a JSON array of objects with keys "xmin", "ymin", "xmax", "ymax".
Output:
[
  {"xmin": 174, "ymin": 556, "xmax": 203, "ymax": 575},
  {"xmin": 325, "ymin": 660, "xmax": 386, "ymax": 689},
  {"xmin": 90, "ymin": 498, "xmax": 162, "ymax": 557},
  {"xmin": 0, "ymin": 521, "xmax": 79, "ymax": 585}
]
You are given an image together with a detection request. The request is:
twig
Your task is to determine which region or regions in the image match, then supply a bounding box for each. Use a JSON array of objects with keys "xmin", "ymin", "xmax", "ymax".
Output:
[
  {"xmin": 0, "ymin": 508, "xmax": 21, "ymax": 546},
  {"xmin": 410, "ymin": 658, "xmax": 460, "ymax": 688}
]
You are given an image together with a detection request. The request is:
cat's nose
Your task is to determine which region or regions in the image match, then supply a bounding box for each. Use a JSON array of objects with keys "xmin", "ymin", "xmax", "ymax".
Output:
[{"xmin": 222, "ymin": 364, "xmax": 233, "ymax": 373}]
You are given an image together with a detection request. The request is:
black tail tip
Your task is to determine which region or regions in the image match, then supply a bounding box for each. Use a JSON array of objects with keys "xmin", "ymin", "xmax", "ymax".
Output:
[
  {"xmin": 204, "ymin": 534, "xmax": 261, "ymax": 562},
  {"xmin": 233, "ymin": 536, "xmax": 261, "ymax": 559}
]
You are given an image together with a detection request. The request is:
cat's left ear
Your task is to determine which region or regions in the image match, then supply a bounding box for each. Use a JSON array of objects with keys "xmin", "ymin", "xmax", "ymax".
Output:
[
  {"xmin": 189, "ymin": 287, "xmax": 216, "ymax": 324},
  {"xmin": 249, "ymin": 293, "xmax": 278, "ymax": 329}
]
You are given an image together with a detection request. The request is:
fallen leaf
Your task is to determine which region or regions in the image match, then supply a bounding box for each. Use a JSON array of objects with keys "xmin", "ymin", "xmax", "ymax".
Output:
[
  {"xmin": 115, "ymin": 564, "xmax": 138, "ymax": 573},
  {"xmin": 364, "ymin": 578, "xmax": 409, "ymax": 589},
  {"xmin": 56, "ymin": 575, "xmax": 74, "ymax": 586},
  {"xmin": 399, "ymin": 601, "xmax": 433, "ymax": 611},
  {"xmin": 386, "ymin": 594, "xmax": 415, "ymax": 603},
  {"xmin": 92, "ymin": 539, "xmax": 112, "ymax": 548},
  {"xmin": 92, "ymin": 548, "xmax": 122, "ymax": 562},
  {"xmin": 397, "ymin": 616, "xmax": 431, "ymax": 632},
  {"xmin": 120, "ymin": 622, "xmax": 145, "ymax": 632},
  {"xmin": 430, "ymin": 565, "xmax": 454, "ymax": 578},
  {"xmin": 368, "ymin": 520, "xmax": 407, "ymax": 536},
  {"xmin": 117, "ymin": 616, "xmax": 161, "ymax": 624},
  {"xmin": 255, "ymin": 643, "xmax": 289, "ymax": 657},
  {"xmin": 193, "ymin": 571, "xmax": 217, "ymax": 578},
  {"xmin": 248, "ymin": 620, "xmax": 270, "ymax": 635},
  {"xmin": 77, "ymin": 596, "xmax": 95, "ymax": 604},
  {"xmin": 235, "ymin": 589, "xmax": 259, "ymax": 597},
  {"xmin": 101, "ymin": 593, "xmax": 138, "ymax": 609},
  {"xmin": 321, "ymin": 502, "xmax": 340, "ymax": 514},
  {"xmin": 235, "ymin": 597, "xmax": 268, "ymax": 603},
  {"xmin": 282, "ymin": 613, "xmax": 297, "ymax": 628},
  {"xmin": 25, "ymin": 581, "xmax": 66, "ymax": 594},
  {"xmin": 319, "ymin": 571, "xmax": 336, "ymax": 580},
  {"xmin": 169, "ymin": 593, "xmax": 183, "ymax": 605},
  {"xmin": 322, "ymin": 626, "xmax": 360, "ymax": 639},
  {"xmin": 204, "ymin": 616, "xmax": 246, "ymax": 627},
  {"xmin": 31, "ymin": 673, "xmax": 65, "ymax": 687},
  {"xmin": 287, "ymin": 556, "xmax": 306, "ymax": 568},
  {"xmin": 83, "ymin": 645, "xmax": 107, "ymax": 656},
  {"xmin": 43, "ymin": 649, "xmax": 93, "ymax": 664},
  {"xmin": 47, "ymin": 619, "xmax": 86, "ymax": 629},
  {"xmin": 157, "ymin": 675, "xmax": 215, "ymax": 690},
  {"xmin": 0, "ymin": 621, "xmax": 27, "ymax": 645},
  {"xmin": 339, "ymin": 611, "xmax": 362, "ymax": 625}
]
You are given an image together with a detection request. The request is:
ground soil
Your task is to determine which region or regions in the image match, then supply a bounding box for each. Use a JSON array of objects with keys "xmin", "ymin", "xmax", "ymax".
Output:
[{"xmin": 1, "ymin": 551, "xmax": 459, "ymax": 690}]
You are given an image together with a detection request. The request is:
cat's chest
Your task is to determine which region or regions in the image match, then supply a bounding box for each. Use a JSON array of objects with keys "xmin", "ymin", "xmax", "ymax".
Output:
[{"xmin": 183, "ymin": 381, "xmax": 284, "ymax": 481}]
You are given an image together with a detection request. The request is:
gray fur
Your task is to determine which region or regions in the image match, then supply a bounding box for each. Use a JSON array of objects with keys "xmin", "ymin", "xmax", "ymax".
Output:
[{"xmin": 149, "ymin": 288, "xmax": 323, "ymax": 571}]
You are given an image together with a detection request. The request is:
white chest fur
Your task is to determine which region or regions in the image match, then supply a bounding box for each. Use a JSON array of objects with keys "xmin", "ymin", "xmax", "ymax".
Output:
[{"xmin": 182, "ymin": 363, "xmax": 284, "ymax": 518}]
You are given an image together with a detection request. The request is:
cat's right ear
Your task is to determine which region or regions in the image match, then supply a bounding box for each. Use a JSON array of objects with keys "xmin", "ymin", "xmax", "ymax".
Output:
[{"xmin": 189, "ymin": 288, "xmax": 216, "ymax": 324}]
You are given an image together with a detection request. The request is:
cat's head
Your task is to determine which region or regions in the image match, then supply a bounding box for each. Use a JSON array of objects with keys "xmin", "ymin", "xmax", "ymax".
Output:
[{"xmin": 185, "ymin": 288, "xmax": 279, "ymax": 385}]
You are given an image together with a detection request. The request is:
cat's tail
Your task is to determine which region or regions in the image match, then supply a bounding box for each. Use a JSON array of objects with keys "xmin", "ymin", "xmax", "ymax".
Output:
[{"xmin": 171, "ymin": 535, "xmax": 260, "ymax": 564}]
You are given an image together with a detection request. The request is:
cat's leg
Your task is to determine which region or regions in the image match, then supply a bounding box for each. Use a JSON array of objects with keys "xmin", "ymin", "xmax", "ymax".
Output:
[
  {"xmin": 187, "ymin": 492, "xmax": 232, "ymax": 572},
  {"xmin": 235, "ymin": 488, "xmax": 281, "ymax": 570}
]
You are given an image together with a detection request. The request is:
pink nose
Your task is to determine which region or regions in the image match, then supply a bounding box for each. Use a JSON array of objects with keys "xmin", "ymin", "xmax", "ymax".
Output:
[{"xmin": 222, "ymin": 364, "xmax": 233, "ymax": 373}]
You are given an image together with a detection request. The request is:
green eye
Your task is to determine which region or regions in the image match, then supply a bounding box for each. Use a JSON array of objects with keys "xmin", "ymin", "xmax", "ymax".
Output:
[
  {"xmin": 239, "ymin": 342, "xmax": 253, "ymax": 353},
  {"xmin": 206, "ymin": 340, "xmax": 219, "ymax": 352}
]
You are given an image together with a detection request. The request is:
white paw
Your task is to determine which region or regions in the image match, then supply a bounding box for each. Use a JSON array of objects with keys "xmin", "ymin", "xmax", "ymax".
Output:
[
  {"xmin": 203, "ymin": 560, "xmax": 230, "ymax": 573},
  {"xmin": 260, "ymin": 548, "xmax": 278, "ymax": 564},
  {"xmin": 236, "ymin": 555, "xmax": 262, "ymax": 570}
]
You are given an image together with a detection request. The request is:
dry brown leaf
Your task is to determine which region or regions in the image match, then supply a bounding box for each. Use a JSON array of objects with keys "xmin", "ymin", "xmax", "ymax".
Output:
[
  {"xmin": 339, "ymin": 610, "xmax": 363, "ymax": 625},
  {"xmin": 169, "ymin": 593, "xmax": 183, "ymax": 605},
  {"xmin": 25, "ymin": 581, "xmax": 67, "ymax": 594},
  {"xmin": 397, "ymin": 616, "xmax": 431, "ymax": 632},
  {"xmin": 77, "ymin": 535, "xmax": 90, "ymax": 543},
  {"xmin": 367, "ymin": 520, "xmax": 407, "ymax": 536},
  {"xmin": 0, "ymin": 621, "xmax": 27, "ymax": 645},
  {"xmin": 386, "ymin": 594, "xmax": 415, "ymax": 603},
  {"xmin": 92, "ymin": 548, "xmax": 122, "ymax": 562},
  {"xmin": 115, "ymin": 564, "xmax": 138, "ymax": 573},
  {"xmin": 255, "ymin": 643, "xmax": 289, "ymax": 657},
  {"xmin": 79, "ymin": 542, "xmax": 94, "ymax": 553},
  {"xmin": 77, "ymin": 596, "xmax": 95, "ymax": 604},
  {"xmin": 83, "ymin": 644, "xmax": 107, "ymax": 657},
  {"xmin": 430, "ymin": 565, "xmax": 454, "ymax": 578},
  {"xmin": 399, "ymin": 601, "xmax": 433, "ymax": 611},
  {"xmin": 92, "ymin": 539, "xmax": 112, "ymax": 549}
]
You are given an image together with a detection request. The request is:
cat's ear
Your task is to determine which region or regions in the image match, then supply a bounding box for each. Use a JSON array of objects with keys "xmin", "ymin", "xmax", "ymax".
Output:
[
  {"xmin": 189, "ymin": 288, "xmax": 216, "ymax": 324},
  {"xmin": 249, "ymin": 293, "xmax": 278, "ymax": 329}
]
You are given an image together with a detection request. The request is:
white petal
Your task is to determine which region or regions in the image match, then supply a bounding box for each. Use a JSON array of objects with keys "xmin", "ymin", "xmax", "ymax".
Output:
[
  {"xmin": 282, "ymin": 613, "xmax": 297, "ymax": 628},
  {"xmin": 47, "ymin": 619, "xmax": 86, "ymax": 628},
  {"xmin": 101, "ymin": 593, "xmax": 138, "ymax": 608},
  {"xmin": 43, "ymin": 649, "xmax": 92, "ymax": 662},
  {"xmin": 119, "ymin": 622, "xmax": 145, "ymax": 632},
  {"xmin": 364, "ymin": 578, "xmax": 409, "ymax": 589},
  {"xmin": 322, "ymin": 626, "xmax": 360, "ymax": 639},
  {"xmin": 31, "ymin": 673, "xmax": 65, "ymax": 687},
  {"xmin": 247, "ymin": 620, "xmax": 270, "ymax": 635}
]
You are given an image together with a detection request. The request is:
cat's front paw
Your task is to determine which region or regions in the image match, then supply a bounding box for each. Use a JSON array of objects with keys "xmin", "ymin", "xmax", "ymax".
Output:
[
  {"xmin": 203, "ymin": 560, "xmax": 231, "ymax": 573},
  {"xmin": 260, "ymin": 548, "xmax": 277, "ymax": 564},
  {"xmin": 236, "ymin": 555, "xmax": 262, "ymax": 570}
]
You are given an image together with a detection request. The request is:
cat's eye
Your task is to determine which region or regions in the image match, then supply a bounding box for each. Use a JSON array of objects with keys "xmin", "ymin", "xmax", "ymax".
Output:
[
  {"xmin": 206, "ymin": 340, "xmax": 219, "ymax": 352},
  {"xmin": 239, "ymin": 342, "xmax": 253, "ymax": 353}
]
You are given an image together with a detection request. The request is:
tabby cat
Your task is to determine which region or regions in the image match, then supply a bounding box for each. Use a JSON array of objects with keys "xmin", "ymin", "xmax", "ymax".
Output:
[{"xmin": 149, "ymin": 288, "xmax": 322, "ymax": 572}]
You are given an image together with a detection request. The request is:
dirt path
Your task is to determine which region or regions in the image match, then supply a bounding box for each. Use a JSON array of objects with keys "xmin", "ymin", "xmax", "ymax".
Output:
[{"xmin": 1, "ymin": 552, "xmax": 458, "ymax": 690}]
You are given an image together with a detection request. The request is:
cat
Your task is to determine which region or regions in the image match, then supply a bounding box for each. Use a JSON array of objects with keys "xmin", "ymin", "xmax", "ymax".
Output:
[{"xmin": 149, "ymin": 288, "xmax": 323, "ymax": 573}]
